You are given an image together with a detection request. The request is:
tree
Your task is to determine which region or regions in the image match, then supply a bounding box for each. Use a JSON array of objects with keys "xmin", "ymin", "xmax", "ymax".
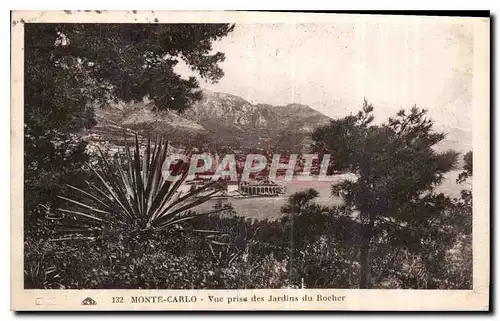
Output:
[
  {"xmin": 311, "ymin": 101, "xmax": 459, "ymax": 288},
  {"xmin": 24, "ymin": 23, "xmax": 234, "ymax": 219},
  {"xmin": 456, "ymin": 150, "xmax": 472, "ymax": 213},
  {"xmin": 457, "ymin": 151, "xmax": 473, "ymax": 184},
  {"xmin": 281, "ymin": 189, "xmax": 319, "ymax": 285},
  {"xmin": 280, "ymin": 189, "xmax": 328, "ymax": 286},
  {"xmin": 446, "ymin": 150, "xmax": 473, "ymax": 289}
]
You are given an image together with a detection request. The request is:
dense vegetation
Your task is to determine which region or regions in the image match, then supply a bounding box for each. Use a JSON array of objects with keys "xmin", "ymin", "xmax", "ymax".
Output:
[
  {"xmin": 24, "ymin": 24, "xmax": 472, "ymax": 290},
  {"xmin": 25, "ymin": 111, "xmax": 472, "ymax": 289},
  {"xmin": 24, "ymin": 23, "xmax": 234, "ymax": 225}
]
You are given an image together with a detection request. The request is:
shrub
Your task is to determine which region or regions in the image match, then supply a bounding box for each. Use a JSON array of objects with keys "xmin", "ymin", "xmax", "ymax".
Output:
[{"xmin": 56, "ymin": 135, "xmax": 225, "ymax": 239}]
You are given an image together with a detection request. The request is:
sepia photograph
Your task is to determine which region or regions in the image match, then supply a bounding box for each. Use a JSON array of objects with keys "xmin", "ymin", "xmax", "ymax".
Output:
[{"xmin": 10, "ymin": 10, "xmax": 490, "ymax": 311}]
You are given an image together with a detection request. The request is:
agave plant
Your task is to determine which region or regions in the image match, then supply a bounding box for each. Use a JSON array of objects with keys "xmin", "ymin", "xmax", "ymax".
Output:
[{"xmin": 57, "ymin": 135, "xmax": 224, "ymax": 238}]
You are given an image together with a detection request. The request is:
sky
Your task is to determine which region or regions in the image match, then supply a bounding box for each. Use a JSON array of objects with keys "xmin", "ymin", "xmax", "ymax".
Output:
[{"xmin": 177, "ymin": 21, "xmax": 474, "ymax": 132}]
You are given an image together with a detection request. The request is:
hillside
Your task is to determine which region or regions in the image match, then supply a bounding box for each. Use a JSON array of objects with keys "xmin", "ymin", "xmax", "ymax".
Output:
[
  {"xmin": 91, "ymin": 89, "xmax": 332, "ymax": 152},
  {"xmin": 87, "ymin": 89, "xmax": 472, "ymax": 155}
]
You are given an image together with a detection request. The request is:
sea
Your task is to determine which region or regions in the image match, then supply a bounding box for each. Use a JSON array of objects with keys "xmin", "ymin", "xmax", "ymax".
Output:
[{"xmin": 191, "ymin": 170, "xmax": 470, "ymax": 221}]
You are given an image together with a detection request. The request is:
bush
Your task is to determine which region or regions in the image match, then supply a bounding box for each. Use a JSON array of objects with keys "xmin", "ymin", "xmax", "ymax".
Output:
[{"xmin": 24, "ymin": 185, "xmax": 472, "ymax": 290}]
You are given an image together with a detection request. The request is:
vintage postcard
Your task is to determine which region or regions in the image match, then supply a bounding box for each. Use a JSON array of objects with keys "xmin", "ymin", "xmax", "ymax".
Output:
[{"xmin": 11, "ymin": 11, "xmax": 490, "ymax": 311}]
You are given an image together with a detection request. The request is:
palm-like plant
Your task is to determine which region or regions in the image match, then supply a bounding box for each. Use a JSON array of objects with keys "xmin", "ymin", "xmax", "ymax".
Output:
[{"xmin": 57, "ymin": 135, "xmax": 224, "ymax": 238}]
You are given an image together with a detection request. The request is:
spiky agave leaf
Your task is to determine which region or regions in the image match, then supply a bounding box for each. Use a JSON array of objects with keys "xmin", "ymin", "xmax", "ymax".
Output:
[{"xmin": 57, "ymin": 134, "xmax": 225, "ymax": 238}]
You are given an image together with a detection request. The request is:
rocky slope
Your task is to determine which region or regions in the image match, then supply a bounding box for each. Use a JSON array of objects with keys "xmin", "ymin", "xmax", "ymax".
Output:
[
  {"xmin": 88, "ymin": 89, "xmax": 472, "ymax": 155},
  {"xmin": 92, "ymin": 89, "xmax": 331, "ymax": 151}
]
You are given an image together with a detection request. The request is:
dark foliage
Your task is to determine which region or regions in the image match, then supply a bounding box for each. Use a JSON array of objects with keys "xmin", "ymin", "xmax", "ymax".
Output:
[
  {"xmin": 25, "ymin": 183, "xmax": 471, "ymax": 289},
  {"xmin": 311, "ymin": 103, "xmax": 469, "ymax": 288},
  {"xmin": 23, "ymin": 30, "xmax": 472, "ymax": 290},
  {"xmin": 24, "ymin": 23, "xmax": 234, "ymax": 226}
]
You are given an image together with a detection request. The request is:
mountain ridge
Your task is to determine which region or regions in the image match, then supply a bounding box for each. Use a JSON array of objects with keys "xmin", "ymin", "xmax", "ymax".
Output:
[
  {"xmin": 94, "ymin": 89, "xmax": 331, "ymax": 151},
  {"xmin": 90, "ymin": 89, "xmax": 472, "ymax": 154}
]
